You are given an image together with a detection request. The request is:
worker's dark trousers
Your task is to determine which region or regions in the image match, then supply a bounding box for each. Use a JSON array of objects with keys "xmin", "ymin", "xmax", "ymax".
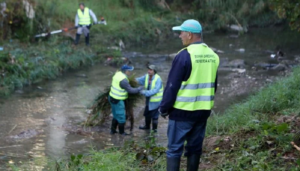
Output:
[
  {"xmin": 166, "ymin": 116, "xmax": 209, "ymax": 171},
  {"xmin": 74, "ymin": 33, "xmax": 89, "ymax": 46},
  {"xmin": 142, "ymin": 106, "xmax": 159, "ymax": 130},
  {"xmin": 74, "ymin": 34, "xmax": 80, "ymax": 45},
  {"xmin": 85, "ymin": 33, "xmax": 89, "ymax": 45},
  {"xmin": 166, "ymin": 118, "xmax": 208, "ymax": 157}
]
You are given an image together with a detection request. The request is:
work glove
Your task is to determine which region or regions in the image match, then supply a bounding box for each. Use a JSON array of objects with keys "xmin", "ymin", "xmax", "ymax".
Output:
[
  {"xmin": 159, "ymin": 108, "xmax": 169, "ymax": 119},
  {"xmin": 75, "ymin": 26, "xmax": 78, "ymax": 29},
  {"xmin": 93, "ymin": 21, "xmax": 97, "ymax": 25}
]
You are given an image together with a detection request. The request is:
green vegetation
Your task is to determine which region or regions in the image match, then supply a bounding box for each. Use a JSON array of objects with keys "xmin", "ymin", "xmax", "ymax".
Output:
[
  {"xmin": 269, "ymin": 0, "xmax": 300, "ymax": 32},
  {"xmin": 202, "ymin": 67, "xmax": 300, "ymax": 170},
  {"xmin": 52, "ymin": 137, "xmax": 166, "ymax": 171},
  {"xmin": 1, "ymin": 0, "xmax": 288, "ymax": 44},
  {"xmin": 10, "ymin": 134, "xmax": 167, "ymax": 171},
  {"xmin": 0, "ymin": 38, "xmax": 121, "ymax": 96},
  {"xmin": 171, "ymin": 0, "xmax": 279, "ymax": 30}
]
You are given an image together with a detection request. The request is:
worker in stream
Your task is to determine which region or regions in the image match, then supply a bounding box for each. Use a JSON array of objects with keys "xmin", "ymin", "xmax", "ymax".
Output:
[
  {"xmin": 159, "ymin": 19, "xmax": 219, "ymax": 171},
  {"xmin": 136, "ymin": 64, "xmax": 163, "ymax": 132},
  {"xmin": 74, "ymin": 3, "xmax": 97, "ymax": 46},
  {"xmin": 108, "ymin": 65, "xmax": 144, "ymax": 135}
]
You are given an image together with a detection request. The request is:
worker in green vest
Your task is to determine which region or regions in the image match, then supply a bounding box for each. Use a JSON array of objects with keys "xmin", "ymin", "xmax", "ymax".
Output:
[
  {"xmin": 109, "ymin": 65, "xmax": 144, "ymax": 135},
  {"xmin": 136, "ymin": 64, "xmax": 163, "ymax": 132},
  {"xmin": 74, "ymin": 3, "xmax": 97, "ymax": 46},
  {"xmin": 159, "ymin": 19, "xmax": 219, "ymax": 171}
]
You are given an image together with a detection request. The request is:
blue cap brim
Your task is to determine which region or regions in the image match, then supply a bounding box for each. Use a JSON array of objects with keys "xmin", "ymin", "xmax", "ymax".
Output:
[
  {"xmin": 123, "ymin": 67, "xmax": 134, "ymax": 71},
  {"xmin": 128, "ymin": 67, "xmax": 134, "ymax": 71},
  {"xmin": 172, "ymin": 26, "xmax": 183, "ymax": 31}
]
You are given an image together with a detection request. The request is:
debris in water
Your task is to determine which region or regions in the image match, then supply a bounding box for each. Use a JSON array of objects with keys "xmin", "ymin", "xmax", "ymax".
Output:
[
  {"xmin": 235, "ymin": 48, "xmax": 245, "ymax": 53},
  {"xmin": 75, "ymin": 74, "xmax": 88, "ymax": 78},
  {"xmin": 72, "ymin": 139, "xmax": 88, "ymax": 145}
]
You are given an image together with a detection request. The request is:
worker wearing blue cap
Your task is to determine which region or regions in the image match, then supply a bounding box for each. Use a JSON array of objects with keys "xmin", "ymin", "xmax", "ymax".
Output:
[
  {"xmin": 159, "ymin": 19, "xmax": 219, "ymax": 171},
  {"xmin": 109, "ymin": 65, "xmax": 144, "ymax": 135}
]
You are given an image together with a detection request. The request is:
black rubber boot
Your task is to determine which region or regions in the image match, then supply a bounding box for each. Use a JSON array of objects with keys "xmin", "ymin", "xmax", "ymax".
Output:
[
  {"xmin": 139, "ymin": 116, "xmax": 151, "ymax": 130},
  {"xmin": 152, "ymin": 119, "xmax": 158, "ymax": 132},
  {"xmin": 74, "ymin": 33, "xmax": 80, "ymax": 45},
  {"xmin": 167, "ymin": 157, "xmax": 180, "ymax": 171},
  {"xmin": 110, "ymin": 118, "xmax": 118, "ymax": 134},
  {"xmin": 119, "ymin": 123, "xmax": 130, "ymax": 135},
  {"xmin": 85, "ymin": 33, "xmax": 89, "ymax": 46},
  {"xmin": 187, "ymin": 154, "xmax": 201, "ymax": 171}
]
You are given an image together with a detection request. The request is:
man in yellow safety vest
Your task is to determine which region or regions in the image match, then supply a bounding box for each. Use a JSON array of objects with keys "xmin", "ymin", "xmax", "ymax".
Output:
[
  {"xmin": 159, "ymin": 19, "xmax": 219, "ymax": 171},
  {"xmin": 109, "ymin": 65, "xmax": 144, "ymax": 135},
  {"xmin": 136, "ymin": 65, "xmax": 163, "ymax": 132},
  {"xmin": 74, "ymin": 3, "xmax": 97, "ymax": 46}
]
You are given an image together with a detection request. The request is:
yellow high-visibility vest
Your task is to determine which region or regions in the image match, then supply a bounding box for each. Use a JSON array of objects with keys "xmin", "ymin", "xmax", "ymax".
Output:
[
  {"xmin": 145, "ymin": 74, "xmax": 163, "ymax": 102},
  {"xmin": 109, "ymin": 71, "xmax": 128, "ymax": 100},
  {"xmin": 77, "ymin": 7, "xmax": 91, "ymax": 25},
  {"xmin": 173, "ymin": 43, "xmax": 219, "ymax": 111}
]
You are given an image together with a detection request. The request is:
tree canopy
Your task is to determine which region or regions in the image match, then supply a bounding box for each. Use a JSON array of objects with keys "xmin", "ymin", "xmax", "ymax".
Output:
[{"xmin": 269, "ymin": 0, "xmax": 300, "ymax": 31}]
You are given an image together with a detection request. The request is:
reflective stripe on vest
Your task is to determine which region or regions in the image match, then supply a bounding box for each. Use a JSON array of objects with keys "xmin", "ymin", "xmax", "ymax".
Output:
[
  {"xmin": 145, "ymin": 74, "xmax": 163, "ymax": 102},
  {"xmin": 77, "ymin": 7, "xmax": 91, "ymax": 25},
  {"xmin": 109, "ymin": 71, "xmax": 128, "ymax": 100},
  {"xmin": 173, "ymin": 43, "xmax": 219, "ymax": 111}
]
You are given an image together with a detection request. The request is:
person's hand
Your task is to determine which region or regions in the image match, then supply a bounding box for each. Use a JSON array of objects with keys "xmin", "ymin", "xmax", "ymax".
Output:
[
  {"xmin": 140, "ymin": 90, "xmax": 146, "ymax": 95},
  {"xmin": 138, "ymin": 86, "xmax": 144, "ymax": 91},
  {"xmin": 93, "ymin": 21, "xmax": 97, "ymax": 25},
  {"xmin": 75, "ymin": 26, "xmax": 78, "ymax": 29},
  {"xmin": 159, "ymin": 108, "xmax": 169, "ymax": 119}
]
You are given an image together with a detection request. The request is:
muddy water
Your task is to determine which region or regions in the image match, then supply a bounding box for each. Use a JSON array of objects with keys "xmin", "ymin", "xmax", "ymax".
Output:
[{"xmin": 0, "ymin": 28, "xmax": 300, "ymax": 169}]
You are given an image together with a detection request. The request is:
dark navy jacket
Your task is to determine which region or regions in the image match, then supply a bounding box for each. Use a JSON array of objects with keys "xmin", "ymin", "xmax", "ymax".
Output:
[{"xmin": 159, "ymin": 42, "xmax": 218, "ymax": 121}]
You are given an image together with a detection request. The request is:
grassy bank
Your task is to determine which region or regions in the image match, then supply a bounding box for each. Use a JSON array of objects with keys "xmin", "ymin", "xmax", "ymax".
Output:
[
  {"xmin": 1, "ymin": 0, "xmax": 282, "ymax": 44},
  {"xmin": 0, "ymin": 38, "xmax": 121, "ymax": 96},
  {"xmin": 201, "ymin": 68, "xmax": 300, "ymax": 170},
  {"xmin": 9, "ymin": 68, "xmax": 300, "ymax": 170}
]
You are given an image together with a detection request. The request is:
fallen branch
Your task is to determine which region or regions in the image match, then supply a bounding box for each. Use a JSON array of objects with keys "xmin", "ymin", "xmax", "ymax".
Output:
[
  {"xmin": 8, "ymin": 124, "xmax": 17, "ymax": 135},
  {"xmin": 291, "ymin": 141, "xmax": 300, "ymax": 152}
]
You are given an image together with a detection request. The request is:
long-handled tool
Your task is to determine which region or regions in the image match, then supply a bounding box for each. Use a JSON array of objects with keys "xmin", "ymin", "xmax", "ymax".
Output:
[{"xmin": 34, "ymin": 18, "xmax": 107, "ymax": 38}]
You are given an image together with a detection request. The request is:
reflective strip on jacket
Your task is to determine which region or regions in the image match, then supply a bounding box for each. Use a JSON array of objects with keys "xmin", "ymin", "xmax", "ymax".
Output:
[
  {"xmin": 145, "ymin": 74, "xmax": 163, "ymax": 102},
  {"xmin": 173, "ymin": 43, "xmax": 219, "ymax": 111},
  {"xmin": 109, "ymin": 71, "xmax": 128, "ymax": 100},
  {"xmin": 77, "ymin": 7, "xmax": 91, "ymax": 25}
]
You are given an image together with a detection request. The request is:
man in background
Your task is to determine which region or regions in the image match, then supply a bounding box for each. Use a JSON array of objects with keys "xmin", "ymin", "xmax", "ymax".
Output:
[{"xmin": 74, "ymin": 3, "xmax": 97, "ymax": 46}]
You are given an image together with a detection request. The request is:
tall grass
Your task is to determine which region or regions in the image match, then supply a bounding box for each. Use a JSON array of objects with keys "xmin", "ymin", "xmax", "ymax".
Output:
[
  {"xmin": 0, "ymin": 38, "xmax": 115, "ymax": 96},
  {"xmin": 206, "ymin": 67, "xmax": 300, "ymax": 136}
]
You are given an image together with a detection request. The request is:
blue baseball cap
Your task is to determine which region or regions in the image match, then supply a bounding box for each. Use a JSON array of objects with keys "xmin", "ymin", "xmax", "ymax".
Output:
[
  {"xmin": 172, "ymin": 19, "xmax": 202, "ymax": 33},
  {"xmin": 121, "ymin": 65, "xmax": 134, "ymax": 71}
]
